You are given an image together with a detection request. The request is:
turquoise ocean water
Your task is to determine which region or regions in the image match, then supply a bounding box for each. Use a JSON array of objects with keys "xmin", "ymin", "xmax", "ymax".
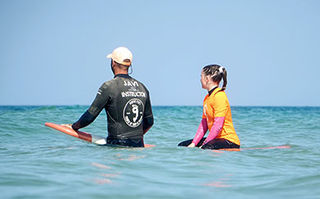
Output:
[{"xmin": 0, "ymin": 106, "xmax": 319, "ymax": 199}]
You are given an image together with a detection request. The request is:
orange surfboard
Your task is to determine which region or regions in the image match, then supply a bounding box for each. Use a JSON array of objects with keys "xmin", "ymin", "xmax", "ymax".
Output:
[
  {"xmin": 216, "ymin": 145, "xmax": 290, "ymax": 152},
  {"xmin": 45, "ymin": 122, "xmax": 155, "ymax": 148}
]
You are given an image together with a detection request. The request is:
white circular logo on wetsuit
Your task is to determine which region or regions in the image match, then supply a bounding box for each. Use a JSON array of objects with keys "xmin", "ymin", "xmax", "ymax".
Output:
[{"xmin": 123, "ymin": 98, "xmax": 144, "ymax": 128}]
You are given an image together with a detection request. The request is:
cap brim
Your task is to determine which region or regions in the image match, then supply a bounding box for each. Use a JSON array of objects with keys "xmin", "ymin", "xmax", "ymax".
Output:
[{"xmin": 106, "ymin": 54, "xmax": 112, "ymax": 58}]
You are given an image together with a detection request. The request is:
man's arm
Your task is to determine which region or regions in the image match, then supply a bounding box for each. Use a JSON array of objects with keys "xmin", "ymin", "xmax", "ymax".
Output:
[
  {"xmin": 72, "ymin": 110, "xmax": 97, "ymax": 130},
  {"xmin": 143, "ymin": 93, "xmax": 153, "ymax": 134},
  {"xmin": 72, "ymin": 83, "xmax": 110, "ymax": 130}
]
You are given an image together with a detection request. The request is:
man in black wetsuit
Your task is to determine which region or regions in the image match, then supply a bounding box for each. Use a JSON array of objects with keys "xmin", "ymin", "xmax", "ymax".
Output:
[{"xmin": 70, "ymin": 47, "xmax": 153, "ymax": 147}]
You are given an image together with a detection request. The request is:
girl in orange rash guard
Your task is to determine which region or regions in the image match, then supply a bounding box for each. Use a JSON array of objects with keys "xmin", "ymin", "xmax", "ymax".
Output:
[{"xmin": 178, "ymin": 64, "xmax": 240, "ymax": 150}]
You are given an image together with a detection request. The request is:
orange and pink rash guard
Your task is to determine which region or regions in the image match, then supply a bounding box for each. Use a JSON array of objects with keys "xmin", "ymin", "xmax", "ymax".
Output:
[
  {"xmin": 192, "ymin": 87, "xmax": 240, "ymax": 146},
  {"xmin": 192, "ymin": 117, "xmax": 225, "ymax": 145}
]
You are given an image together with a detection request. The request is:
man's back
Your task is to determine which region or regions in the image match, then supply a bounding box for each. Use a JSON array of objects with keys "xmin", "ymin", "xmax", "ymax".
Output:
[{"xmin": 96, "ymin": 74, "xmax": 152, "ymax": 141}]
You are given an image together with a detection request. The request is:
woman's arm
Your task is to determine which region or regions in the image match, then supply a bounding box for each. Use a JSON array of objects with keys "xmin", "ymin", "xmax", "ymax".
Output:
[
  {"xmin": 201, "ymin": 117, "xmax": 225, "ymax": 145},
  {"xmin": 188, "ymin": 118, "xmax": 208, "ymax": 147}
]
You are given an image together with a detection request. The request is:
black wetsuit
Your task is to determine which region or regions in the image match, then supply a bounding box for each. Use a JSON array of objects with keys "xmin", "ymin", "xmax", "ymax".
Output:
[
  {"xmin": 178, "ymin": 138, "xmax": 239, "ymax": 150},
  {"xmin": 72, "ymin": 74, "xmax": 153, "ymax": 147}
]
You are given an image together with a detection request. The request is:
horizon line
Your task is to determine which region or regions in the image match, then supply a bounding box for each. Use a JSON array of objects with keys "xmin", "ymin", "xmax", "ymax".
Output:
[{"xmin": 0, "ymin": 104, "xmax": 319, "ymax": 108}]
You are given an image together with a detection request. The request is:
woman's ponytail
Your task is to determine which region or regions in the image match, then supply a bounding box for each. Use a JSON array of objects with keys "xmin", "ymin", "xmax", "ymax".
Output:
[{"xmin": 221, "ymin": 67, "xmax": 227, "ymax": 91}]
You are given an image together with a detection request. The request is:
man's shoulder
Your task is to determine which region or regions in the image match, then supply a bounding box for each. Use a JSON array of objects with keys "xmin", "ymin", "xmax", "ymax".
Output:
[
  {"xmin": 99, "ymin": 79, "xmax": 117, "ymax": 91},
  {"xmin": 136, "ymin": 79, "xmax": 149, "ymax": 92},
  {"xmin": 101, "ymin": 79, "xmax": 112, "ymax": 86}
]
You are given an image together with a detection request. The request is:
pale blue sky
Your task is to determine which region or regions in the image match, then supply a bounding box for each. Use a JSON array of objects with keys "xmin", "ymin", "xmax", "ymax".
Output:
[{"xmin": 1, "ymin": 0, "xmax": 319, "ymax": 106}]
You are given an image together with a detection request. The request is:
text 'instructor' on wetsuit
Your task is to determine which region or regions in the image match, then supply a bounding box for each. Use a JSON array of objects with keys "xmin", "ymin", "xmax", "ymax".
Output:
[{"xmin": 68, "ymin": 47, "xmax": 154, "ymax": 147}]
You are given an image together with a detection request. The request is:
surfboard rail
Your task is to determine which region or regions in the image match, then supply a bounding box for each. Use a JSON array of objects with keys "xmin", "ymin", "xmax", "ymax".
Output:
[
  {"xmin": 212, "ymin": 145, "xmax": 291, "ymax": 152},
  {"xmin": 45, "ymin": 122, "xmax": 106, "ymax": 145}
]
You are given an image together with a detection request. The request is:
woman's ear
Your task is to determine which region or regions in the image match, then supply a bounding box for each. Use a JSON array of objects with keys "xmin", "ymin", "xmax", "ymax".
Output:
[{"xmin": 205, "ymin": 75, "xmax": 210, "ymax": 83}]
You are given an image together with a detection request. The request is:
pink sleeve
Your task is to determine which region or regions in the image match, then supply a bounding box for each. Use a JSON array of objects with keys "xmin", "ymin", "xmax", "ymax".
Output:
[
  {"xmin": 192, "ymin": 118, "xmax": 208, "ymax": 146},
  {"xmin": 203, "ymin": 117, "xmax": 225, "ymax": 145}
]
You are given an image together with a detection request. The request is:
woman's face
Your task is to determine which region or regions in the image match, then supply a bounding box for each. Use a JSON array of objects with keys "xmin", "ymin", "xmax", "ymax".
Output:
[{"xmin": 200, "ymin": 71, "xmax": 208, "ymax": 89}]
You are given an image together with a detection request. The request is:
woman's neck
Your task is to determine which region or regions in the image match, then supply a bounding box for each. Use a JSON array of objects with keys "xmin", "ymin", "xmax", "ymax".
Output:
[{"xmin": 207, "ymin": 82, "xmax": 219, "ymax": 92}]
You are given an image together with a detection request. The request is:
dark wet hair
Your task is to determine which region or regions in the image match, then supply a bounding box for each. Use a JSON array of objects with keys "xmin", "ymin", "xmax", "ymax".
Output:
[
  {"xmin": 111, "ymin": 59, "xmax": 129, "ymax": 70},
  {"xmin": 202, "ymin": 64, "xmax": 227, "ymax": 91}
]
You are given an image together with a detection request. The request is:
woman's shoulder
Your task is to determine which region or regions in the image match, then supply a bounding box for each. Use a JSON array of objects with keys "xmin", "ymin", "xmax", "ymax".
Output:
[
  {"xmin": 212, "ymin": 90, "xmax": 228, "ymax": 101},
  {"xmin": 215, "ymin": 90, "xmax": 227, "ymax": 96}
]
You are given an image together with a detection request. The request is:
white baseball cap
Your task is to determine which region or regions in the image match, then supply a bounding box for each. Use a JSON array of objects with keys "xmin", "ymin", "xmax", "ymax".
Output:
[{"xmin": 107, "ymin": 47, "xmax": 132, "ymax": 66}]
